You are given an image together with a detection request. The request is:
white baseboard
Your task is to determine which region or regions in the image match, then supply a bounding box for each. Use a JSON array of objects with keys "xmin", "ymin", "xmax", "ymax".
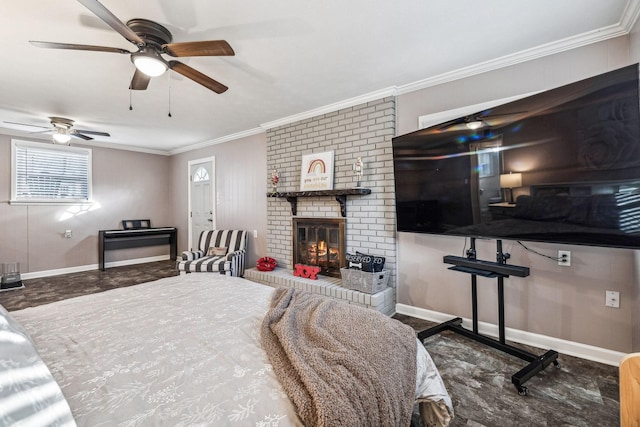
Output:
[
  {"xmin": 396, "ymin": 303, "xmax": 627, "ymax": 367},
  {"xmin": 20, "ymin": 255, "xmax": 171, "ymax": 280}
]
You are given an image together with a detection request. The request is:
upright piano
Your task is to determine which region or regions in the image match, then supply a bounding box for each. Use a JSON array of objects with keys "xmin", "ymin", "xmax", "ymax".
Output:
[{"xmin": 98, "ymin": 226, "xmax": 177, "ymax": 271}]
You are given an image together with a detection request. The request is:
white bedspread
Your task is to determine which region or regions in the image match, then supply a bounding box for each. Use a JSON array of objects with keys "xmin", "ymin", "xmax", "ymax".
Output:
[
  {"xmin": 11, "ymin": 274, "xmax": 452, "ymax": 426},
  {"xmin": 12, "ymin": 274, "xmax": 303, "ymax": 426}
]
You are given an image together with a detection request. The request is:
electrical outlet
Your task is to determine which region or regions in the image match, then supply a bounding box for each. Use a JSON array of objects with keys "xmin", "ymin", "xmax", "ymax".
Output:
[
  {"xmin": 605, "ymin": 290, "xmax": 620, "ymax": 308},
  {"xmin": 64, "ymin": 230, "xmax": 72, "ymax": 238},
  {"xmin": 558, "ymin": 250, "xmax": 571, "ymax": 266}
]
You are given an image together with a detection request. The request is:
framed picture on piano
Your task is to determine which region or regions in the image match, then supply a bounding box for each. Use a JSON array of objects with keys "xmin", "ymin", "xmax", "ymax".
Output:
[{"xmin": 122, "ymin": 219, "xmax": 151, "ymax": 230}]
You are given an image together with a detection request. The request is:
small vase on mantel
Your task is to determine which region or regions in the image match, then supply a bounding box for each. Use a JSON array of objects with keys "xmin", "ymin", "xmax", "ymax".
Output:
[
  {"xmin": 271, "ymin": 170, "xmax": 280, "ymax": 194},
  {"xmin": 353, "ymin": 157, "xmax": 364, "ymax": 188}
]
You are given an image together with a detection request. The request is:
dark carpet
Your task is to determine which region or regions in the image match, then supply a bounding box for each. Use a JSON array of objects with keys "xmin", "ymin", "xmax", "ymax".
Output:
[
  {"xmin": 0, "ymin": 261, "xmax": 619, "ymax": 426},
  {"xmin": 399, "ymin": 315, "xmax": 619, "ymax": 427}
]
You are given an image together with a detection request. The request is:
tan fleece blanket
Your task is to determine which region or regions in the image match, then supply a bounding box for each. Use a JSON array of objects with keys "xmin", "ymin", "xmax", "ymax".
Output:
[{"xmin": 261, "ymin": 287, "xmax": 418, "ymax": 427}]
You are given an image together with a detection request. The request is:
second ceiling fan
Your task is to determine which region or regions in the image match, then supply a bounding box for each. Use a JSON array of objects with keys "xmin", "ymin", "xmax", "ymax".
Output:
[
  {"xmin": 30, "ymin": 0, "xmax": 235, "ymax": 94},
  {"xmin": 4, "ymin": 117, "xmax": 110, "ymax": 144}
]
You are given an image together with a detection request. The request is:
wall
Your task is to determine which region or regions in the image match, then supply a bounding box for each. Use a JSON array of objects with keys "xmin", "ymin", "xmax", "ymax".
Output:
[
  {"xmin": 0, "ymin": 135, "xmax": 173, "ymax": 273},
  {"xmin": 265, "ymin": 98, "xmax": 397, "ymax": 287},
  {"xmin": 169, "ymin": 132, "xmax": 267, "ymax": 267},
  {"xmin": 1, "ymin": 130, "xmax": 269, "ymax": 275},
  {"xmin": 395, "ymin": 37, "xmax": 639, "ymax": 353},
  {"xmin": 629, "ymin": 18, "xmax": 640, "ymax": 353}
]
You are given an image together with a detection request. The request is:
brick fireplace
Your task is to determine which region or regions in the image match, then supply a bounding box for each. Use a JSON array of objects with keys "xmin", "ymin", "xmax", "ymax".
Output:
[
  {"xmin": 254, "ymin": 96, "xmax": 398, "ymax": 314},
  {"xmin": 293, "ymin": 217, "xmax": 346, "ymax": 277}
]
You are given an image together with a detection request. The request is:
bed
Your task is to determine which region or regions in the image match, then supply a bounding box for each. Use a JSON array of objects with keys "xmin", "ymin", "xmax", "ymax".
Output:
[{"xmin": 1, "ymin": 273, "xmax": 453, "ymax": 426}]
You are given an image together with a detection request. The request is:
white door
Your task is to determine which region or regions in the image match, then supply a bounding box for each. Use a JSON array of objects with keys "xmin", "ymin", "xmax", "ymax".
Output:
[
  {"xmin": 469, "ymin": 139, "xmax": 502, "ymax": 223},
  {"xmin": 189, "ymin": 158, "xmax": 215, "ymax": 250}
]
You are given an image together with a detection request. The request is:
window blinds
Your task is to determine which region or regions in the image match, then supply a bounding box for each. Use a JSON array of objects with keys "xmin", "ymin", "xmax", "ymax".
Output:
[{"xmin": 13, "ymin": 141, "xmax": 91, "ymax": 202}]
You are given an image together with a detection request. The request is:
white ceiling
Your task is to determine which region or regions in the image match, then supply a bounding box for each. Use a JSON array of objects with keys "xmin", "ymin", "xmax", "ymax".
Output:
[{"xmin": 1, "ymin": 0, "xmax": 638, "ymax": 154}]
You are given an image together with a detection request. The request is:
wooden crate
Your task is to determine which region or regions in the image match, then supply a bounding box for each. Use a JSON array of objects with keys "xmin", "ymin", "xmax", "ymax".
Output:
[{"xmin": 340, "ymin": 268, "xmax": 389, "ymax": 294}]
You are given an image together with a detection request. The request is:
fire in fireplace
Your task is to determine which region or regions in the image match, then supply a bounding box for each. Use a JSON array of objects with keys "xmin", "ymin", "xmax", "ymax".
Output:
[{"xmin": 293, "ymin": 217, "xmax": 346, "ymax": 277}]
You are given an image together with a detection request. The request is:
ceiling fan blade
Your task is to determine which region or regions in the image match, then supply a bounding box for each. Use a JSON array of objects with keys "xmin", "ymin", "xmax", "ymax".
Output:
[
  {"xmin": 436, "ymin": 117, "xmax": 467, "ymax": 130},
  {"xmin": 478, "ymin": 110, "xmax": 527, "ymax": 119},
  {"xmin": 70, "ymin": 131, "xmax": 93, "ymax": 141},
  {"xmin": 162, "ymin": 40, "xmax": 234, "ymax": 57},
  {"xmin": 169, "ymin": 61, "xmax": 228, "ymax": 94},
  {"xmin": 3, "ymin": 121, "xmax": 50, "ymax": 130},
  {"xmin": 77, "ymin": 0, "xmax": 145, "ymax": 46},
  {"xmin": 30, "ymin": 40, "xmax": 131, "ymax": 54},
  {"xmin": 74, "ymin": 129, "xmax": 111, "ymax": 137},
  {"xmin": 129, "ymin": 69, "xmax": 151, "ymax": 90}
]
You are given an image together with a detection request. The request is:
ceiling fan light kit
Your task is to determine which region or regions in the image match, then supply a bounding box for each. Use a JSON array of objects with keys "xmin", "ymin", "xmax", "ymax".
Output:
[
  {"xmin": 52, "ymin": 129, "xmax": 72, "ymax": 144},
  {"xmin": 132, "ymin": 50, "xmax": 167, "ymax": 77},
  {"xmin": 465, "ymin": 120, "xmax": 483, "ymax": 130},
  {"xmin": 51, "ymin": 117, "xmax": 74, "ymax": 144}
]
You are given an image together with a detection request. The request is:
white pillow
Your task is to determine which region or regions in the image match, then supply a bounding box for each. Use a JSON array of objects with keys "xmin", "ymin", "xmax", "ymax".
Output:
[
  {"xmin": 207, "ymin": 246, "xmax": 228, "ymax": 256},
  {"xmin": 0, "ymin": 304, "xmax": 77, "ymax": 426}
]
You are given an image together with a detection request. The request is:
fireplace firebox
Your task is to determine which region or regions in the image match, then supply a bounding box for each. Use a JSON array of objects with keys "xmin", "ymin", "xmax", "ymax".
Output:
[{"xmin": 293, "ymin": 218, "xmax": 346, "ymax": 277}]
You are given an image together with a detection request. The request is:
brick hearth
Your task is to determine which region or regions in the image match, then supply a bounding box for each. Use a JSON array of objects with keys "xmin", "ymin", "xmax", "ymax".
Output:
[{"xmin": 245, "ymin": 267, "xmax": 396, "ymax": 316}]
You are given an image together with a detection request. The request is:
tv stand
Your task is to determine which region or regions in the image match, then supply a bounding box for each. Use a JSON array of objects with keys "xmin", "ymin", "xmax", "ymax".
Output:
[{"xmin": 418, "ymin": 238, "xmax": 559, "ymax": 396}]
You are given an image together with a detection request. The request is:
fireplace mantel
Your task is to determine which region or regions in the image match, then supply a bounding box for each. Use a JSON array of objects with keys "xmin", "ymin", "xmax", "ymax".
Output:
[{"xmin": 267, "ymin": 188, "xmax": 371, "ymax": 217}]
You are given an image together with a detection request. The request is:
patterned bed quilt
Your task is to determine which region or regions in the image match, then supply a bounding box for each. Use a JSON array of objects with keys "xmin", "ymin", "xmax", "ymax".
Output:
[{"xmin": 7, "ymin": 273, "xmax": 452, "ymax": 426}]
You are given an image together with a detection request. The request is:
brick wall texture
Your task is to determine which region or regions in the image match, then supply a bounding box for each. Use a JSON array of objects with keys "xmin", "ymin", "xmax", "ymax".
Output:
[{"xmin": 266, "ymin": 96, "xmax": 397, "ymax": 288}]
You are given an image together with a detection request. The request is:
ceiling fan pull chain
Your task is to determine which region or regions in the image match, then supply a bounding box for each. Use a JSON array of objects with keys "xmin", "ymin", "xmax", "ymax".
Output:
[
  {"xmin": 129, "ymin": 88, "xmax": 133, "ymax": 111},
  {"xmin": 168, "ymin": 73, "xmax": 172, "ymax": 118}
]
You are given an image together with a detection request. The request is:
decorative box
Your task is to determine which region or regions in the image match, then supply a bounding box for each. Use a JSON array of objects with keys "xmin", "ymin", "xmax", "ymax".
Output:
[{"xmin": 340, "ymin": 268, "xmax": 389, "ymax": 294}]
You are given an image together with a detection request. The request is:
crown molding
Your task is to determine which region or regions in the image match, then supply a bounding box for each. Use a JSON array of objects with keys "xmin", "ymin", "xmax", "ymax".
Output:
[
  {"xmin": 621, "ymin": 0, "xmax": 640, "ymax": 32},
  {"xmin": 1, "ymin": 128, "xmax": 172, "ymax": 156},
  {"xmin": 168, "ymin": 127, "xmax": 266, "ymax": 155},
  {"xmin": 259, "ymin": 4, "xmax": 640, "ymax": 131},
  {"xmin": 397, "ymin": 15, "xmax": 639, "ymax": 95},
  {"xmin": 259, "ymin": 86, "xmax": 397, "ymax": 131},
  {"xmin": 74, "ymin": 139, "xmax": 171, "ymax": 156}
]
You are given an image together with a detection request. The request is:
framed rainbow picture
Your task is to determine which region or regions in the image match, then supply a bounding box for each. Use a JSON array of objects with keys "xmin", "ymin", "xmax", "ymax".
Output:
[{"xmin": 300, "ymin": 151, "xmax": 334, "ymax": 191}]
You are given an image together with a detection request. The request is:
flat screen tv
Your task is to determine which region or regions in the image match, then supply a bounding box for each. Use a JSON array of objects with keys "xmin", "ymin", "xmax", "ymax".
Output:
[{"xmin": 392, "ymin": 64, "xmax": 640, "ymax": 249}]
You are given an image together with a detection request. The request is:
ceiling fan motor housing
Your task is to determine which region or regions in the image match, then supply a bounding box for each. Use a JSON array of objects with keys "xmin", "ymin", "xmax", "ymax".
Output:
[
  {"xmin": 127, "ymin": 19, "xmax": 173, "ymax": 47},
  {"xmin": 50, "ymin": 117, "xmax": 74, "ymax": 129}
]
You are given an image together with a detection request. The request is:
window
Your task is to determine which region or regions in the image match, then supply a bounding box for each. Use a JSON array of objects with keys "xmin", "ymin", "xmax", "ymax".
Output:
[
  {"xmin": 11, "ymin": 139, "xmax": 92, "ymax": 204},
  {"xmin": 193, "ymin": 166, "xmax": 210, "ymax": 182}
]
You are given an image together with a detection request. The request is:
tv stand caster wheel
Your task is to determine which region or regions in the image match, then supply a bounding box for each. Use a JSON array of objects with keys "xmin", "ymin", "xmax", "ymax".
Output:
[
  {"xmin": 517, "ymin": 386, "xmax": 528, "ymax": 396},
  {"xmin": 553, "ymin": 360, "xmax": 561, "ymax": 369}
]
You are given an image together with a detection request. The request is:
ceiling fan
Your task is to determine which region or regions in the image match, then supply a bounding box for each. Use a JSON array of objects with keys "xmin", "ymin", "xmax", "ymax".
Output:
[
  {"xmin": 435, "ymin": 110, "xmax": 527, "ymax": 133},
  {"xmin": 3, "ymin": 117, "xmax": 111, "ymax": 144},
  {"xmin": 30, "ymin": 0, "xmax": 234, "ymax": 94}
]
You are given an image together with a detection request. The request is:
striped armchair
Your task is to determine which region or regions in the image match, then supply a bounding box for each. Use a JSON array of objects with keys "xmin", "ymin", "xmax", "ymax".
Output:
[{"xmin": 176, "ymin": 229, "xmax": 248, "ymax": 277}]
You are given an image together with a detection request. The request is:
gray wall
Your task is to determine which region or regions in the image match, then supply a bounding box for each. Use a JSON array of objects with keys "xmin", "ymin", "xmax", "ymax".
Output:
[
  {"xmin": 0, "ymin": 131, "xmax": 268, "ymax": 275},
  {"xmin": 395, "ymin": 36, "xmax": 638, "ymax": 352},
  {"xmin": 0, "ymin": 135, "xmax": 173, "ymax": 272},
  {"xmin": 169, "ymin": 132, "xmax": 268, "ymax": 267}
]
